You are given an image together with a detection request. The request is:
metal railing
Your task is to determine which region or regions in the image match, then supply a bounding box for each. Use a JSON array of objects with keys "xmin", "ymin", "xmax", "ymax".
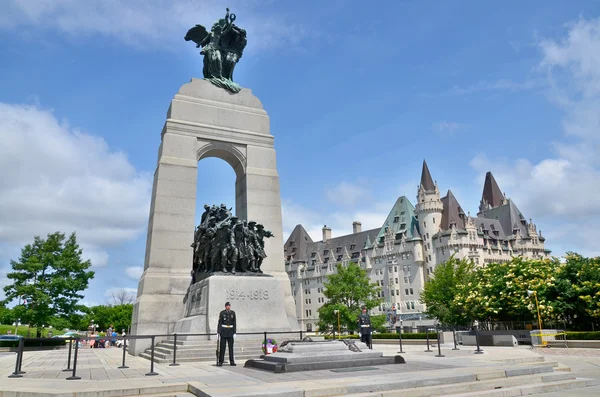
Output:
[{"xmin": 7, "ymin": 330, "xmax": 308, "ymax": 380}]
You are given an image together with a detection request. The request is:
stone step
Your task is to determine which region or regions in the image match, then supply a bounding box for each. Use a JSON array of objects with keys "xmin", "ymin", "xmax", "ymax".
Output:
[
  {"xmin": 157, "ymin": 341, "xmax": 263, "ymax": 349},
  {"xmin": 442, "ymin": 378, "xmax": 600, "ymax": 397},
  {"xmin": 147, "ymin": 346, "xmax": 262, "ymax": 358},
  {"xmin": 64, "ymin": 383, "xmax": 189, "ymax": 397},
  {"xmin": 186, "ymin": 367, "xmax": 578, "ymax": 397},
  {"xmin": 154, "ymin": 344, "xmax": 263, "ymax": 353},
  {"xmin": 139, "ymin": 351, "xmax": 260, "ymax": 364},
  {"xmin": 147, "ymin": 348, "xmax": 263, "ymax": 360}
]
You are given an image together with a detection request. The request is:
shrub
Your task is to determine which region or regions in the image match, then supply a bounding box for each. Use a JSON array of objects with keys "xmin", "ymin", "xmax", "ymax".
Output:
[
  {"xmin": 565, "ymin": 331, "xmax": 600, "ymax": 340},
  {"xmin": 325, "ymin": 332, "xmax": 429, "ymax": 340}
]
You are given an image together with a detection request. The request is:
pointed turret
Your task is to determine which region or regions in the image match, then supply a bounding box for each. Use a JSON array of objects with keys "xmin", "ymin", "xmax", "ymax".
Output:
[
  {"xmin": 420, "ymin": 160, "xmax": 436, "ymax": 191},
  {"xmin": 479, "ymin": 171, "xmax": 504, "ymax": 212},
  {"xmin": 440, "ymin": 189, "xmax": 466, "ymax": 230}
]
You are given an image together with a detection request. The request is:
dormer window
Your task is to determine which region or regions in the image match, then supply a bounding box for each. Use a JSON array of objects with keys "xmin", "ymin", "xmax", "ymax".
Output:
[
  {"xmin": 400, "ymin": 223, "xmax": 406, "ymax": 229},
  {"xmin": 289, "ymin": 241, "xmax": 295, "ymax": 247},
  {"xmin": 311, "ymin": 252, "xmax": 316, "ymax": 258},
  {"xmin": 393, "ymin": 216, "xmax": 399, "ymax": 223},
  {"xmin": 324, "ymin": 249, "xmax": 329, "ymax": 255},
  {"xmin": 350, "ymin": 244, "xmax": 356, "ymax": 250},
  {"xmin": 336, "ymin": 247, "xmax": 341, "ymax": 253}
]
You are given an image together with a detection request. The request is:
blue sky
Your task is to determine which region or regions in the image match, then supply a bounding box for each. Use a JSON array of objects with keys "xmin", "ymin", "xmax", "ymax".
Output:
[{"xmin": 1, "ymin": 1, "xmax": 600, "ymax": 306}]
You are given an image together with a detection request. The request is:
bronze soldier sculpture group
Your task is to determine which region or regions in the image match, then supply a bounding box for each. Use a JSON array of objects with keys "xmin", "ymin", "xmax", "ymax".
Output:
[{"xmin": 191, "ymin": 204, "xmax": 274, "ymax": 277}]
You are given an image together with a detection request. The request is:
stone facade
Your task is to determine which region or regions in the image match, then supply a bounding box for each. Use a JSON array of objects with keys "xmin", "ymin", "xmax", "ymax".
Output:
[{"xmin": 284, "ymin": 160, "xmax": 551, "ymax": 332}]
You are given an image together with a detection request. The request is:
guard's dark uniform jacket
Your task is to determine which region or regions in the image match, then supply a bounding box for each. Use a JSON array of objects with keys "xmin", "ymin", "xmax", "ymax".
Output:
[
  {"xmin": 218, "ymin": 309, "xmax": 236, "ymax": 337},
  {"xmin": 358, "ymin": 312, "xmax": 372, "ymax": 348},
  {"xmin": 217, "ymin": 309, "xmax": 236, "ymax": 365}
]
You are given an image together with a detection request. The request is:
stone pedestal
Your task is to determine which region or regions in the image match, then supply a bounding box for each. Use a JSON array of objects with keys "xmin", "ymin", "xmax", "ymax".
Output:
[
  {"xmin": 129, "ymin": 79, "xmax": 297, "ymax": 355},
  {"xmin": 173, "ymin": 274, "xmax": 291, "ymax": 339}
]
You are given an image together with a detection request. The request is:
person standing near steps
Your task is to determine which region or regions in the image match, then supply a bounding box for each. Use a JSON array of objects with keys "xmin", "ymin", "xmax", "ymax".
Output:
[
  {"xmin": 358, "ymin": 305, "xmax": 372, "ymax": 349},
  {"xmin": 217, "ymin": 301, "xmax": 236, "ymax": 366}
]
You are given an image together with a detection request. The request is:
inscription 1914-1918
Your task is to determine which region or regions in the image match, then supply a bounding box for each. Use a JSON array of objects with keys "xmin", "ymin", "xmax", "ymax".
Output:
[{"xmin": 226, "ymin": 289, "xmax": 269, "ymax": 301}]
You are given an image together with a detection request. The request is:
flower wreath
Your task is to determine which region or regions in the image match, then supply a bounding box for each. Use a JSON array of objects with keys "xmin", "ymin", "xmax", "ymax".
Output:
[{"xmin": 262, "ymin": 338, "xmax": 278, "ymax": 354}]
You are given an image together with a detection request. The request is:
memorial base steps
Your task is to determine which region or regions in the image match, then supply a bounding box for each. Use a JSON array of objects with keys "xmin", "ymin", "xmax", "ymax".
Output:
[
  {"xmin": 139, "ymin": 338, "xmax": 264, "ymax": 364},
  {"xmin": 187, "ymin": 363, "xmax": 600, "ymax": 397}
]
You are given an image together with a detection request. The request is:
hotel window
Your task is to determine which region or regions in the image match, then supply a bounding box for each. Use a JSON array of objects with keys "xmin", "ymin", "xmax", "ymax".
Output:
[
  {"xmin": 410, "ymin": 288, "xmax": 414, "ymax": 295},
  {"xmin": 405, "ymin": 289, "xmax": 409, "ymax": 295}
]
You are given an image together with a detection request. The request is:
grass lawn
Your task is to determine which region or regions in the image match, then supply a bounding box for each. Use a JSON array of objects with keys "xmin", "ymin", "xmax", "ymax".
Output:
[{"xmin": 0, "ymin": 324, "xmax": 67, "ymax": 337}]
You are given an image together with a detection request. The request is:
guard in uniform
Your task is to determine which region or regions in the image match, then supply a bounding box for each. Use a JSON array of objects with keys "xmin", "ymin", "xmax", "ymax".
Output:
[
  {"xmin": 217, "ymin": 301, "xmax": 236, "ymax": 366},
  {"xmin": 358, "ymin": 306, "xmax": 372, "ymax": 349}
]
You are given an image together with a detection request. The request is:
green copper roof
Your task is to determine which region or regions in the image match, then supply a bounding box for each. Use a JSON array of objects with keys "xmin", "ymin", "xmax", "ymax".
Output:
[{"xmin": 374, "ymin": 196, "xmax": 421, "ymax": 244}]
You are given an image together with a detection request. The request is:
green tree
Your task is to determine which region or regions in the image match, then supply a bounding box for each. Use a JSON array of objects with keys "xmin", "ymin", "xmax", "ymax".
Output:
[
  {"xmin": 2, "ymin": 232, "xmax": 95, "ymax": 336},
  {"xmin": 455, "ymin": 256, "xmax": 562, "ymax": 324},
  {"xmin": 317, "ymin": 262, "xmax": 382, "ymax": 333},
  {"xmin": 564, "ymin": 253, "xmax": 600, "ymax": 327},
  {"xmin": 420, "ymin": 255, "xmax": 476, "ymax": 326}
]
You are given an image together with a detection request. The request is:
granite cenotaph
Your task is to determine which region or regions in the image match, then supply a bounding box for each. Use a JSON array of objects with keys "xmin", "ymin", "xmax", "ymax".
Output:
[{"xmin": 129, "ymin": 9, "xmax": 297, "ymax": 355}]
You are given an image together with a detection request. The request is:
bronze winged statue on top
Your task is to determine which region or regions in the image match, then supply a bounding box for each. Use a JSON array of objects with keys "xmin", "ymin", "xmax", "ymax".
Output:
[{"xmin": 185, "ymin": 8, "xmax": 248, "ymax": 93}]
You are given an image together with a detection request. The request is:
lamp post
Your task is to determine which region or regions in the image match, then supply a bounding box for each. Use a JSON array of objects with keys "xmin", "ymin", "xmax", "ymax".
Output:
[
  {"xmin": 333, "ymin": 310, "xmax": 340, "ymax": 339},
  {"xmin": 527, "ymin": 290, "xmax": 544, "ymax": 346},
  {"xmin": 12, "ymin": 319, "xmax": 21, "ymax": 336}
]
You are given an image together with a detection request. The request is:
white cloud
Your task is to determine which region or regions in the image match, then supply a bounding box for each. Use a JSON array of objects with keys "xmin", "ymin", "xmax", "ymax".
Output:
[
  {"xmin": 325, "ymin": 181, "xmax": 371, "ymax": 208},
  {"xmin": 125, "ymin": 266, "xmax": 143, "ymax": 280},
  {"xmin": 0, "ymin": 103, "xmax": 151, "ymax": 274},
  {"xmin": 83, "ymin": 248, "xmax": 109, "ymax": 268},
  {"xmin": 432, "ymin": 121, "xmax": 466, "ymax": 134},
  {"xmin": 282, "ymin": 177, "xmax": 419, "ymax": 243},
  {"xmin": 470, "ymin": 17, "xmax": 600, "ymax": 257},
  {"xmin": 444, "ymin": 79, "xmax": 545, "ymax": 96},
  {"xmin": 0, "ymin": 0, "xmax": 309, "ymax": 53},
  {"xmin": 104, "ymin": 287, "xmax": 137, "ymax": 297}
]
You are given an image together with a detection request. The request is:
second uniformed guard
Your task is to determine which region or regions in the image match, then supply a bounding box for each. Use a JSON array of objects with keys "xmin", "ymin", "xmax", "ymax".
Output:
[
  {"xmin": 358, "ymin": 305, "xmax": 372, "ymax": 349},
  {"xmin": 217, "ymin": 301, "xmax": 237, "ymax": 366}
]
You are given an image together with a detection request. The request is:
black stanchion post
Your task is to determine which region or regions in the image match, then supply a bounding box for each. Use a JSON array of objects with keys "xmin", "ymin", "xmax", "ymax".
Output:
[
  {"xmin": 170, "ymin": 333, "xmax": 179, "ymax": 366},
  {"xmin": 118, "ymin": 337, "xmax": 129, "ymax": 369},
  {"xmin": 8, "ymin": 338, "xmax": 24, "ymax": 378},
  {"xmin": 452, "ymin": 329, "xmax": 460, "ymax": 350},
  {"xmin": 474, "ymin": 328, "xmax": 484, "ymax": 354},
  {"xmin": 435, "ymin": 325, "xmax": 445, "ymax": 357},
  {"xmin": 397, "ymin": 326, "xmax": 404, "ymax": 354},
  {"xmin": 16, "ymin": 337, "xmax": 25, "ymax": 374},
  {"xmin": 66, "ymin": 338, "xmax": 81, "ymax": 380},
  {"xmin": 63, "ymin": 337, "xmax": 73, "ymax": 372},
  {"xmin": 425, "ymin": 328, "xmax": 433, "ymax": 352},
  {"xmin": 146, "ymin": 336, "xmax": 158, "ymax": 376},
  {"xmin": 299, "ymin": 330, "xmax": 303, "ymax": 340},
  {"xmin": 473, "ymin": 321, "xmax": 484, "ymax": 354}
]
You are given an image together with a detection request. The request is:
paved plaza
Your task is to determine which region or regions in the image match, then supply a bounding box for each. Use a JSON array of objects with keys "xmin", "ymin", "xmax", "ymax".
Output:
[{"xmin": 1, "ymin": 343, "xmax": 600, "ymax": 396}]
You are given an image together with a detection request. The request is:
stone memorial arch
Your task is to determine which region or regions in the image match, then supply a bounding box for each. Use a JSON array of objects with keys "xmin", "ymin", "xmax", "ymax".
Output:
[{"xmin": 129, "ymin": 78, "xmax": 297, "ymax": 354}]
